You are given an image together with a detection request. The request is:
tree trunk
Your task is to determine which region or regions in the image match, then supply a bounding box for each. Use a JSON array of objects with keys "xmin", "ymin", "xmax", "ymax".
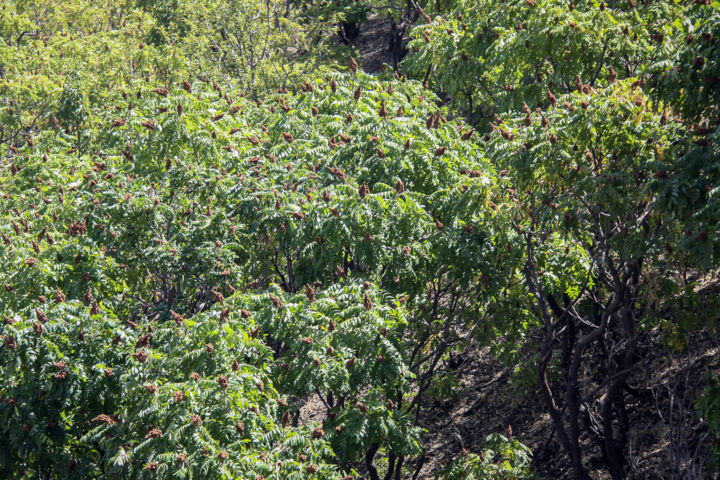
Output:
[
  {"xmin": 603, "ymin": 374, "xmax": 630, "ymax": 479},
  {"xmin": 603, "ymin": 328, "xmax": 638, "ymax": 478},
  {"xmin": 338, "ymin": 22, "xmax": 359, "ymax": 45},
  {"xmin": 537, "ymin": 352, "xmax": 576, "ymax": 469},
  {"xmin": 389, "ymin": 19, "xmax": 407, "ymax": 71},
  {"xmin": 394, "ymin": 456, "xmax": 405, "ymax": 480},
  {"xmin": 383, "ymin": 452, "xmax": 396, "ymax": 480},
  {"xmin": 366, "ymin": 443, "xmax": 382, "ymax": 480}
]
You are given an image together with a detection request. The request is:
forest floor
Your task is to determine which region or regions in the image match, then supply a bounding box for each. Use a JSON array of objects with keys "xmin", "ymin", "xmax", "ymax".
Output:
[
  {"xmin": 412, "ymin": 330, "xmax": 719, "ymax": 480},
  {"xmin": 355, "ymin": 14, "xmax": 393, "ymax": 74},
  {"xmin": 298, "ymin": 328, "xmax": 719, "ymax": 480},
  {"xmin": 329, "ymin": 13, "xmax": 392, "ymax": 73}
]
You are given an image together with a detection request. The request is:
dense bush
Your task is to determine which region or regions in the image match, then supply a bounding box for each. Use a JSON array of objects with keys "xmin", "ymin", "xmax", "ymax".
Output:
[
  {"xmin": 436, "ymin": 434, "xmax": 538, "ymax": 480},
  {"xmin": 404, "ymin": 0, "xmax": 690, "ymax": 116},
  {"xmin": 1, "ymin": 291, "xmax": 348, "ymax": 478},
  {"xmin": 0, "ymin": 73, "xmax": 498, "ymax": 478},
  {"xmin": 401, "ymin": 0, "xmax": 720, "ymax": 477},
  {"xmin": 1, "ymin": 0, "xmax": 719, "ymax": 478}
]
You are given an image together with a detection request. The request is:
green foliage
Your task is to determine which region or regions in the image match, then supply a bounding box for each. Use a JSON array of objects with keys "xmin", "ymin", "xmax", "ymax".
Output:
[
  {"xmin": 2, "ymin": 0, "xmax": 719, "ymax": 478},
  {"xmin": 144, "ymin": 0, "xmax": 356, "ymax": 93},
  {"xmin": 0, "ymin": 0, "xmax": 184, "ymax": 115},
  {"xmin": 293, "ymin": 0, "xmax": 370, "ymax": 26},
  {"xmin": 482, "ymin": 73, "xmax": 719, "ymax": 330},
  {"xmin": 655, "ymin": 6, "xmax": 720, "ymax": 122},
  {"xmin": 0, "ymin": 73, "xmax": 494, "ymax": 477},
  {"xmin": 652, "ymin": 7, "xmax": 720, "ymax": 263},
  {"xmin": 435, "ymin": 434, "xmax": 538, "ymax": 480},
  {"xmin": 404, "ymin": 0, "xmax": 685, "ymax": 116},
  {"xmin": 410, "ymin": 0, "xmax": 720, "ymax": 472},
  {"xmin": 0, "ymin": 294, "xmax": 346, "ymax": 478}
]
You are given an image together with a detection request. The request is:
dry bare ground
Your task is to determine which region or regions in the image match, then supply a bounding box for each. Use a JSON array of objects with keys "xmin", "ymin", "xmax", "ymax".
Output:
[
  {"xmin": 413, "ymin": 331, "xmax": 719, "ymax": 480},
  {"xmin": 297, "ymin": 330, "xmax": 719, "ymax": 479},
  {"xmin": 291, "ymin": 294, "xmax": 720, "ymax": 480},
  {"xmin": 354, "ymin": 14, "xmax": 395, "ymax": 74}
]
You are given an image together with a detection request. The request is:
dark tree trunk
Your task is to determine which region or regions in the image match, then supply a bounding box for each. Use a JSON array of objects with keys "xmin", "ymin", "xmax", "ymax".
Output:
[
  {"xmin": 603, "ymin": 334, "xmax": 638, "ymax": 478},
  {"xmin": 547, "ymin": 293, "xmax": 576, "ymax": 376},
  {"xmin": 366, "ymin": 443, "xmax": 382, "ymax": 480},
  {"xmin": 383, "ymin": 452, "xmax": 396, "ymax": 480},
  {"xmin": 338, "ymin": 22, "xmax": 359, "ymax": 45},
  {"xmin": 389, "ymin": 19, "xmax": 408, "ymax": 71},
  {"xmin": 603, "ymin": 370, "xmax": 632, "ymax": 479},
  {"xmin": 394, "ymin": 456, "xmax": 404, "ymax": 480}
]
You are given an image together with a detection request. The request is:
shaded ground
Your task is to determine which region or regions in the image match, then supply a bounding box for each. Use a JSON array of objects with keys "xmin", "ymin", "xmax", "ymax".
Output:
[
  {"xmin": 328, "ymin": 13, "xmax": 397, "ymax": 74},
  {"xmin": 298, "ymin": 326, "xmax": 719, "ymax": 480},
  {"xmin": 410, "ymin": 329, "xmax": 719, "ymax": 480},
  {"xmin": 350, "ymin": 14, "xmax": 453, "ymax": 109},
  {"xmin": 354, "ymin": 14, "xmax": 394, "ymax": 74}
]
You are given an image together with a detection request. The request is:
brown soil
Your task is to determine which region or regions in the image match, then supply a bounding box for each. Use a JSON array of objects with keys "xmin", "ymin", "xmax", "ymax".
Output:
[
  {"xmin": 298, "ymin": 328, "xmax": 720, "ymax": 480},
  {"xmin": 411, "ymin": 329, "xmax": 720, "ymax": 480},
  {"xmin": 355, "ymin": 14, "xmax": 394, "ymax": 74}
]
